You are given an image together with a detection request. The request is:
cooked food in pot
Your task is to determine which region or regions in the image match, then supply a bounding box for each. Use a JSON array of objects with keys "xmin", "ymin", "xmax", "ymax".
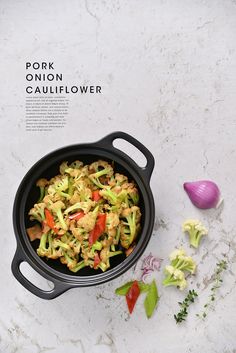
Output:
[{"xmin": 27, "ymin": 160, "xmax": 141, "ymax": 273}]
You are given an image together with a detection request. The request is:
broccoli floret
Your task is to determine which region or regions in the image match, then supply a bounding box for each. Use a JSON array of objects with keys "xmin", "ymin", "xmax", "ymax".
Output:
[
  {"xmin": 49, "ymin": 201, "xmax": 68, "ymax": 231},
  {"xmin": 29, "ymin": 203, "xmax": 46, "ymax": 223},
  {"xmin": 182, "ymin": 219, "xmax": 208, "ymax": 248},
  {"xmin": 89, "ymin": 160, "xmax": 114, "ymax": 189},
  {"xmin": 162, "ymin": 266, "xmax": 187, "ymax": 290},
  {"xmin": 120, "ymin": 206, "xmax": 141, "ymax": 249},
  {"xmin": 36, "ymin": 178, "xmax": 48, "ymax": 202},
  {"xmin": 169, "ymin": 248, "xmax": 196, "ymax": 274}
]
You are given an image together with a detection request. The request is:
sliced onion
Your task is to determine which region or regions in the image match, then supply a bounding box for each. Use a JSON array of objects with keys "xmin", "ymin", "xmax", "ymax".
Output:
[
  {"xmin": 141, "ymin": 269, "xmax": 153, "ymax": 283},
  {"xmin": 141, "ymin": 253, "xmax": 162, "ymax": 282}
]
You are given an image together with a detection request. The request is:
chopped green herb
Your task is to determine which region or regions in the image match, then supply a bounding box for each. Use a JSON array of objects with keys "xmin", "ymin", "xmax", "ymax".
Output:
[
  {"xmin": 197, "ymin": 259, "xmax": 227, "ymax": 319},
  {"xmin": 174, "ymin": 289, "xmax": 198, "ymax": 323}
]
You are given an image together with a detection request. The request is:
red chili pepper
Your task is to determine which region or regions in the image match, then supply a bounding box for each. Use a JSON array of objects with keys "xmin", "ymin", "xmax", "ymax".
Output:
[
  {"xmin": 92, "ymin": 190, "xmax": 101, "ymax": 202},
  {"xmin": 89, "ymin": 213, "xmax": 106, "ymax": 245},
  {"xmin": 44, "ymin": 208, "xmax": 59, "ymax": 234},
  {"xmin": 68, "ymin": 211, "xmax": 85, "ymax": 221},
  {"xmin": 126, "ymin": 280, "xmax": 140, "ymax": 314},
  {"xmin": 93, "ymin": 252, "xmax": 101, "ymax": 269}
]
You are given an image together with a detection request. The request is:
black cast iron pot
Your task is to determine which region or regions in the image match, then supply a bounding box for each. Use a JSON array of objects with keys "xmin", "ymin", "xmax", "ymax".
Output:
[{"xmin": 11, "ymin": 131, "xmax": 155, "ymax": 299}]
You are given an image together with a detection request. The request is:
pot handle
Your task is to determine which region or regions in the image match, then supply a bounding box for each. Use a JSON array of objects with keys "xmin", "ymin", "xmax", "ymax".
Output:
[
  {"xmin": 97, "ymin": 131, "xmax": 155, "ymax": 182},
  {"xmin": 11, "ymin": 246, "xmax": 70, "ymax": 300}
]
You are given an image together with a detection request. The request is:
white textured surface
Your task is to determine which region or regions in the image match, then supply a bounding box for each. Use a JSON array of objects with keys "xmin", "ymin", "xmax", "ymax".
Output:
[{"xmin": 1, "ymin": 1, "xmax": 236, "ymax": 352}]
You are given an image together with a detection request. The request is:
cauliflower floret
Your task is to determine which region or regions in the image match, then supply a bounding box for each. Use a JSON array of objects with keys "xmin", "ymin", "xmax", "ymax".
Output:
[
  {"xmin": 169, "ymin": 248, "xmax": 186, "ymax": 262},
  {"xmin": 106, "ymin": 212, "xmax": 120, "ymax": 230},
  {"xmin": 163, "ymin": 266, "xmax": 187, "ymax": 291},
  {"xmin": 65, "ymin": 200, "xmax": 95, "ymax": 215},
  {"xmin": 100, "ymin": 247, "xmax": 110, "ymax": 262},
  {"xmin": 69, "ymin": 190, "xmax": 81, "ymax": 205},
  {"xmin": 89, "ymin": 160, "xmax": 113, "ymax": 176},
  {"xmin": 182, "ymin": 219, "xmax": 208, "ymax": 248},
  {"xmin": 77, "ymin": 212, "xmax": 97, "ymax": 232}
]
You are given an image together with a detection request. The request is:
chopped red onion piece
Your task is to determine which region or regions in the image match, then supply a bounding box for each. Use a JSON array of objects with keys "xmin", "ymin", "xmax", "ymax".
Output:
[{"xmin": 141, "ymin": 253, "xmax": 162, "ymax": 283}]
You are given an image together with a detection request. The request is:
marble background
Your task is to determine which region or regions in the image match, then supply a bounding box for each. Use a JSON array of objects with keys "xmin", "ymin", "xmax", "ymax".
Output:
[{"xmin": 0, "ymin": 0, "xmax": 236, "ymax": 352}]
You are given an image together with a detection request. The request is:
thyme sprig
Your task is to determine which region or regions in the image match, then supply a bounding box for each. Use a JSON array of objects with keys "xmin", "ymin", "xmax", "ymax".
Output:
[
  {"xmin": 197, "ymin": 259, "xmax": 227, "ymax": 319},
  {"xmin": 174, "ymin": 289, "xmax": 198, "ymax": 323}
]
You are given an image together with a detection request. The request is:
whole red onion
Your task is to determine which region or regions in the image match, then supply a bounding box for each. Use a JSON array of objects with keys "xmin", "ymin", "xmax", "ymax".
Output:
[{"xmin": 183, "ymin": 180, "xmax": 221, "ymax": 209}]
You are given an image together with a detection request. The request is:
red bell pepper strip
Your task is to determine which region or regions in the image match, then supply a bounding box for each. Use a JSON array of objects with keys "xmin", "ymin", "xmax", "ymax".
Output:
[
  {"xmin": 44, "ymin": 208, "xmax": 59, "ymax": 234},
  {"xmin": 89, "ymin": 213, "xmax": 106, "ymax": 245},
  {"xmin": 126, "ymin": 280, "xmax": 140, "ymax": 314},
  {"xmin": 68, "ymin": 211, "xmax": 85, "ymax": 221},
  {"xmin": 92, "ymin": 190, "xmax": 101, "ymax": 202},
  {"xmin": 93, "ymin": 252, "xmax": 101, "ymax": 269}
]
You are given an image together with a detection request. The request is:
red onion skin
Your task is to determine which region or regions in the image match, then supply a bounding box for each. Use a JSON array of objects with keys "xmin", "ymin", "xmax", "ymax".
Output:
[{"xmin": 183, "ymin": 180, "xmax": 220, "ymax": 209}]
